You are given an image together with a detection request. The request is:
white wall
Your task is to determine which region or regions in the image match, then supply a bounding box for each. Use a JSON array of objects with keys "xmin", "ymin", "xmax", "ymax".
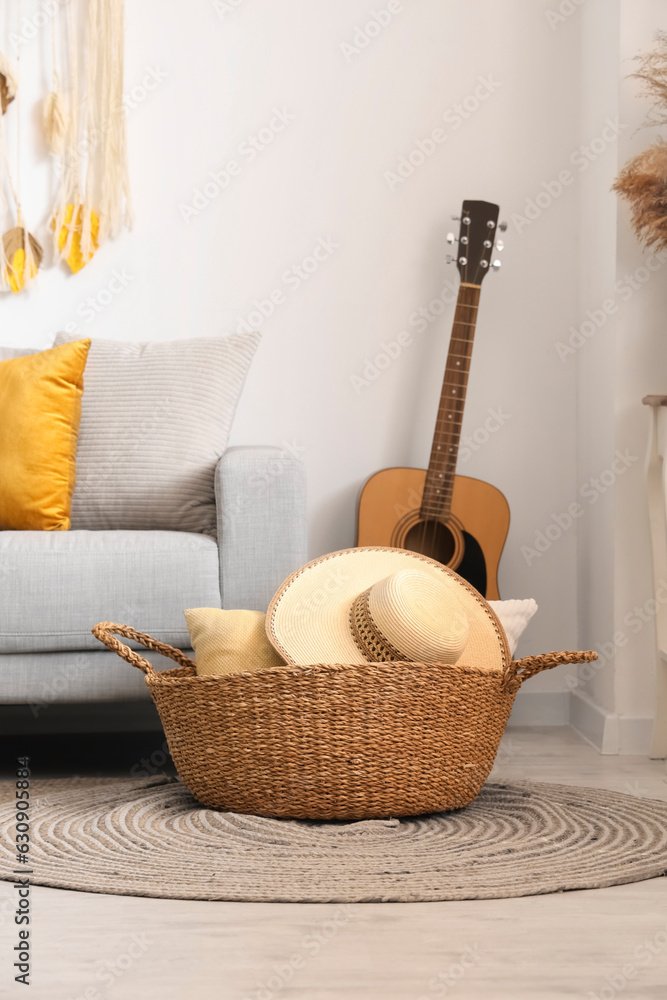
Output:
[
  {"xmin": 574, "ymin": 0, "xmax": 620, "ymax": 726},
  {"xmin": 9, "ymin": 1, "xmax": 656, "ymax": 717},
  {"xmin": 569, "ymin": 0, "xmax": 667, "ymax": 753},
  {"xmin": 613, "ymin": 0, "xmax": 667, "ymax": 732}
]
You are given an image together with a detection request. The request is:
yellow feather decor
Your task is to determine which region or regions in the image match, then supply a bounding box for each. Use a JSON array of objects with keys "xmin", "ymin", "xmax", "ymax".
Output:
[
  {"xmin": 1, "ymin": 227, "xmax": 43, "ymax": 294},
  {"xmin": 52, "ymin": 203, "xmax": 100, "ymax": 273}
]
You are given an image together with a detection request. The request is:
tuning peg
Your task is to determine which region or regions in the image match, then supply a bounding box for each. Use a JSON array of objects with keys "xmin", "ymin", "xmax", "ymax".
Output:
[
  {"xmin": 491, "ymin": 259, "xmax": 502, "ymax": 270},
  {"xmin": 498, "ymin": 221, "xmax": 508, "ymax": 232},
  {"xmin": 458, "ymin": 256, "xmax": 467, "ymax": 265},
  {"xmin": 451, "ymin": 215, "xmax": 460, "ymax": 221},
  {"xmin": 445, "ymin": 255, "xmax": 456, "ymax": 264},
  {"xmin": 446, "ymin": 232, "xmax": 456, "ymax": 243},
  {"xmin": 495, "ymin": 240, "xmax": 504, "ymax": 251},
  {"xmin": 462, "ymin": 216, "xmax": 471, "ymax": 225}
]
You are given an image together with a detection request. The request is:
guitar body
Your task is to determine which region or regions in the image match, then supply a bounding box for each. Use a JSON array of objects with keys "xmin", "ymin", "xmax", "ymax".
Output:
[{"xmin": 357, "ymin": 467, "xmax": 510, "ymax": 599}]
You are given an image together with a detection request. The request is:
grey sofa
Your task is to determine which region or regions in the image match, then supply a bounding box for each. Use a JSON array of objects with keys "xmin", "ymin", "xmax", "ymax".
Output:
[{"xmin": 0, "ymin": 444, "xmax": 307, "ymax": 725}]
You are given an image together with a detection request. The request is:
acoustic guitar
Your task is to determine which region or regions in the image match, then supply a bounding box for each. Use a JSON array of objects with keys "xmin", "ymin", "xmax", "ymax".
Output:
[{"xmin": 356, "ymin": 200, "xmax": 509, "ymax": 599}]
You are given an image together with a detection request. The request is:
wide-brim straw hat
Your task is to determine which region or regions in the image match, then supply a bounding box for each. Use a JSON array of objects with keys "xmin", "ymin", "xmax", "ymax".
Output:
[{"xmin": 266, "ymin": 547, "xmax": 510, "ymax": 672}]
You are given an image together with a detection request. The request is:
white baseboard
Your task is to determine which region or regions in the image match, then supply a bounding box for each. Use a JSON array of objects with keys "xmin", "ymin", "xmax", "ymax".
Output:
[
  {"xmin": 506, "ymin": 689, "xmax": 655, "ymax": 754},
  {"xmin": 507, "ymin": 691, "xmax": 570, "ymax": 727},
  {"xmin": 569, "ymin": 689, "xmax": 654, "ymax": 755},
  {"xmin": 569, "ymin": 688, "xmax": 613, "ymax": 752}
]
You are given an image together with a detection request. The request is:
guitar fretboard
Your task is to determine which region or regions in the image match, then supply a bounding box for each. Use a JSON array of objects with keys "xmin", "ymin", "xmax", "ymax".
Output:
[{"xmin": 420, "ymin": 283, "xmax": 481, "ymax": 519}]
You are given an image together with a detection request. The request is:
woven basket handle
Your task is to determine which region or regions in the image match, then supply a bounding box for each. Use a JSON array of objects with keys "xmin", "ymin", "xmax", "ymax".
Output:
[
  {"xmin": 92, "ymin": 622, "xmax": 197, "ymax": 676},
  {"xmin": 503, "ymin": 649, "xmax": 597, "ymax": 690}
]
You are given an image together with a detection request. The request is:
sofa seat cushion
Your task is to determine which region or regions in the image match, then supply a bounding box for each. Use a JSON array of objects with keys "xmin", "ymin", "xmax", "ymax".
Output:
[
  {"xmin": 0, "ymin": 649, "xmax": 195, "ymax": 704},
  {"xmin": 0, "ymin": 530, "xmax": 221, "ymax": 654}
]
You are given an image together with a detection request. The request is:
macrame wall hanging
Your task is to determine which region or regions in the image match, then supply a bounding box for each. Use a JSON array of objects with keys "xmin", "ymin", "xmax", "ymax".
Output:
[
  {"xmin": 51, "ymin": 0, "xmax": 133, "ymax": 274},
  {"xmin": 0, "ymin": 18, "xmax": 43, "ymax": 294},
  {"xmin": 0, "ymin": 0, "xmax": 132, "ymax": 294}
]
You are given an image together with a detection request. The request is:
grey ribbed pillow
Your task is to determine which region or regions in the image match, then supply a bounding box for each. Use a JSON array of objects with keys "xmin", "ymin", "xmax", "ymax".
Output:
[{"xmin": 53, "ymin": 332, "xmax": 260, "ymax": 534}]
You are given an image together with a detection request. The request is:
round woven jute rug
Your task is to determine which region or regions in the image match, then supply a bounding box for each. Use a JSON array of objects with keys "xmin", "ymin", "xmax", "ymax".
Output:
[{"xmin": 1, "ymin": 776, "xmax": 666, "ymax": 902}]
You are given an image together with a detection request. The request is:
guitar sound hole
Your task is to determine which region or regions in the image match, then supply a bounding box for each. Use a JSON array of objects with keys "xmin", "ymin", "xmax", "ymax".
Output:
[
  {"xmin": 403, "ymin": 519, "xmax": 457, "ymax": 565},
  {"xmin": 458, "ymin": 530, "xmax": 487, "ymax": 596}
]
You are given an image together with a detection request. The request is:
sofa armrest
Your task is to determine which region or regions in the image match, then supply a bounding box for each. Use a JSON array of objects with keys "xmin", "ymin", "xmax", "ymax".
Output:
[{"xmin": 215, "ymin": 445, "xmax": 307, "ymax": 611}]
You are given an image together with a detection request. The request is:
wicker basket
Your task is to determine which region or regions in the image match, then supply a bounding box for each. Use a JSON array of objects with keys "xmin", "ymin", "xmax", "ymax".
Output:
[{"xmin": 93, "ymin": 622, "xmax": 595, "ymax": 820}]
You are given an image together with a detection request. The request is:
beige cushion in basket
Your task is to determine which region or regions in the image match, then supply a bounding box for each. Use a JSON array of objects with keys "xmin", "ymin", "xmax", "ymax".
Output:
[
  {"xmin": 184, "ymin": 608, "xmax": 286, "ymax": 677},
  {"xmin": 53, "ymin": 331, "xmax": 260, "ymax": 535}
]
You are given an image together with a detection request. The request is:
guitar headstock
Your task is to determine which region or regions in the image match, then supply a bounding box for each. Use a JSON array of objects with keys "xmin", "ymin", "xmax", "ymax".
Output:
[{"xmin": 447, "ymin": 200, "xmax": 505, "ymax": 286}]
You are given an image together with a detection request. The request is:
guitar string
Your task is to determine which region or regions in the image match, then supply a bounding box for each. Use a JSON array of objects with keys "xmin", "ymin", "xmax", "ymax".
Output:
[
  {"xmin": 420, "ymin": 227, "xmax": 465, "ymax": 556},
  {"xmin": 438, "ymin": 210, "xmax": 468, "ymax": 557},
  {"xmin": 421, "ymin": 215, "xmax": 486, "ymax": 566},
  {"xmin": 424, "ymin": 288, "xmax": 474, "ymax": 552},
  {"xmin": 423, "ymin": 214, "xmax": 472, "ymax": 560},
  {"xmin": 438, "ymin": 216, "xmax": 473, "ymax": 558},
  {"xmin": 414, "ymin": 207, "xmax": 497, "ymax": 565},
  {"xmin": 437, "ymin": 288, "xmax": 473, "ymax": 555}
]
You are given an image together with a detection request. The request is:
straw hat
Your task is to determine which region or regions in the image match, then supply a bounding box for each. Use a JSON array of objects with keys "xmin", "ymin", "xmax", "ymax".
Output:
[{"xmin": 266, "ymin": 547, "xmax": 510, "ymax": 672}]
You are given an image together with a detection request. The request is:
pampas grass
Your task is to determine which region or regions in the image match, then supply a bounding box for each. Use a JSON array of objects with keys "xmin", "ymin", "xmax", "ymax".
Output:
[
  {"xmin": 632, "ymin": 30, "xmax": 667, "ymax": 128},
  {"xmin": 613, "ymin": 141, "xmax": 667, "ymax": 252},
  {"xmin": 614, "ymin": 32, "xmax": 667, "ymax": 252}
]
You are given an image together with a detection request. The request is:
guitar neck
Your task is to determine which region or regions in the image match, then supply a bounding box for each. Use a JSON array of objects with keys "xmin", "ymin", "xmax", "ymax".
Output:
[{"xmin": 420, "ymin": 282, "xmax": 481, "ymax": 520}]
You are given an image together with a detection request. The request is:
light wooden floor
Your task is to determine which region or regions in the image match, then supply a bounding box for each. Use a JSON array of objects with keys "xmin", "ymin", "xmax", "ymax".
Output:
[{"xmin": 3, "ymin": 727, "xmax": 666, "ymax": 1000}]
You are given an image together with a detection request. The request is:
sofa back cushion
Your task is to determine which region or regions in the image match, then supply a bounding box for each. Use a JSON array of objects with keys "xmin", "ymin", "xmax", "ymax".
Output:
[
  {"xmin": 0, "ymin": 346, "xmax": 38, "ymax": 360},
  {"xmin": 53, "ymin": 332, "xmax": 260, "ymax": 534}
]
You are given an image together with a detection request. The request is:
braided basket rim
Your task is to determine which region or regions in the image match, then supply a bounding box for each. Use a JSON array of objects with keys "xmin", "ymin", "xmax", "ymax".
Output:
[{"xmin": 144, "ymin": 658, "xmax": 509, "ymax": 686}]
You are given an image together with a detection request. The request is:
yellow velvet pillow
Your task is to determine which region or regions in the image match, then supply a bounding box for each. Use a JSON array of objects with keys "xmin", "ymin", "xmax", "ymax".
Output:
[{"xmin": 0, "ymin": 339, "xmax": 92, "ymax": 530}]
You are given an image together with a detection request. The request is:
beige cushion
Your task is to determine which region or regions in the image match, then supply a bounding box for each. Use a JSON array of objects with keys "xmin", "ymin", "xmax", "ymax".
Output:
[
  {"xmin": 53, "ymin": 331, "xmax": 260, "ymax": 535},
  {"xmin": 185, "ymin": 608, "xmax": 286, "ymax": 676}
]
